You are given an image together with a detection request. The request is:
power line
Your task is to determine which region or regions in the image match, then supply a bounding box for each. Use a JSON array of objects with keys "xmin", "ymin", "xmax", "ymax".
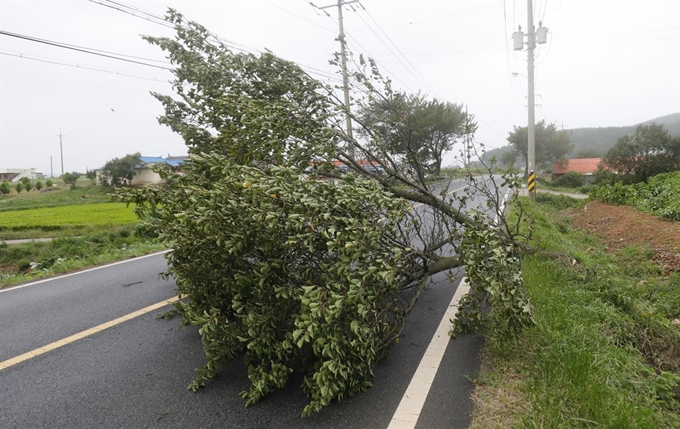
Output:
[
  {"xmin": 90, "ymin": 0, "xmax": 344, "ymax": 84},
  {"xmin": 259, "ymin": 0, "xmax": 335, "ymax": 33},
  {"xmin": 88, "ymin": 0, "xmax": 174, "ymax": 29},
  {"xmin": 0, "ymin": 30, "xmax": 172, "ymax": 70},
  {"xmin": 0, "ymin": 51, "xmax": 169, "ymax": 82},
  {"xmin": 309, "ymin": 1, "xmax": 417, "ymax": 93},
  {"xmin": 355, "ymin": 4, "xmax": 444, "ymax": 99}
]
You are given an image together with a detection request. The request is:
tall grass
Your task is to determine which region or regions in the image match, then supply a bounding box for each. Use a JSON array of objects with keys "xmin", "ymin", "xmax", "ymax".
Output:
[
  {"xmin": 0, "ymin": 226, "xmax": 165, "ymax": 288},
  {"xmin": 470, "ymin": 196, "xmax": 680, "ymax": 428}
]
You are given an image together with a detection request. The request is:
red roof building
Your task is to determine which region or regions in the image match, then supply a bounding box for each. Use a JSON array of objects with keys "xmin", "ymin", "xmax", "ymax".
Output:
[{"xmin": 553, "ymin": 158, "xmax": 603, "ymax": 177}]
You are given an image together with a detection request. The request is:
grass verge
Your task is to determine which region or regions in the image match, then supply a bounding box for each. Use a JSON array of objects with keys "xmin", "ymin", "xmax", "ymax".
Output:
[
  {"xmin": 470, "ymin": 194, "xmax": 680, "ymax": 428},
  {"xmin": 0, "ymin": 225, "xmax": 166, "ymax": 289}
]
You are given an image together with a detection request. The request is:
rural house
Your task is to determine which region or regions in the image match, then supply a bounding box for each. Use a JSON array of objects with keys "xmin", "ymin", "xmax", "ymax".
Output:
[
  {"xmin": 96, "ymin": 155, "xmax": 187, "ymax": 186},
  {"xmin": 552, "ymin": 158, "xmax": 602, "ymax": 183}
]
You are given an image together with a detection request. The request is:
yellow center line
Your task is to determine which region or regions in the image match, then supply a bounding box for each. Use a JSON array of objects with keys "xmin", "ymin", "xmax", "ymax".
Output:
[{"xmin": 0, "ymin": 296, "xmax": 179, "ymax": 372}]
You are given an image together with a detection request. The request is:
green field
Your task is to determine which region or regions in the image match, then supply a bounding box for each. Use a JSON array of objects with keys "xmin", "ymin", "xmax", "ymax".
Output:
[
  {"xmin": 0, "ymin": 203, "xmax": 138, "ymax": 231},
  {"xmin": 0, "ymin": 186, "xmax": 164, "ymax": 288}
]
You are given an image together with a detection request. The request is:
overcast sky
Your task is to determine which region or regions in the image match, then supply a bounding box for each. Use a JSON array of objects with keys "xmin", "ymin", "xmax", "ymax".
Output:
[{"xmin": 1, "ymin": 0, "xmax": 678, "ymax": 176}]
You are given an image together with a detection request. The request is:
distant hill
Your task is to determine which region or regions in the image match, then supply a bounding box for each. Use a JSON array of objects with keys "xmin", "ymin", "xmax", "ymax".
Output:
[{"xmin": 481, "ymin": 113, "xmax": 680, "ymax": 167}]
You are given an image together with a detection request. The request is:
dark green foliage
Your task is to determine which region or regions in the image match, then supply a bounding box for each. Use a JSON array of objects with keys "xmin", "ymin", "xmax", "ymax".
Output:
[
  {"xmin": 357, "ymin": 92, "xmax": 474, "ymax": 176},
  {"xmin": 553, "ymin": 171, "xmax": 583, "ymax": 188},
  {"xmin": 62, "ymin": 172, "xmax": 82, "ymax": 190},
  {"xmin": 591, "ymin": 171, "xmax": 680, "ymax": 221},
  {"xmin": 21, "ymin": 177, "xmax": 32, "ymax": 192},
  {"xmin": 452, "ymin": 217, "xmax": 534, "ymax": 340},
  {"xmin": 601, "ymin": 123, "xmax": 680, "ymax": 184},
  {"xmin": 15, "ymin": 182, "xmax": 23, "ymax": 193},
  {"xmin": 35, "ymin": 181, "xmax": 43, "ymax": 191},
  {"xmin": 506, "ymin": 120, "xmax": 573, "ymax": 177},
  {"xmin": 0, "ymin": 180, "xmax": 10, "ymax": 195},
  {"xmin": 85, "ymin": 169, "xmax": 97, "ymax": 181},
  {"xmin": 126, "ymin": 9, "xmax": 534, "ymax": 416},
  {"xmin": 46, "ymin": 179, "xmax": 53, "ymax": 188},
  {"xmin": 99, "ymin": 153, "xmax": 144, "ymax": 187},
  {"xmin": 593, "ymin": 168, "xmax": 621, "ymax": 186},
  {"xmin": 143, "ymin": 13, "xmax": 338, "ymax": 168},
  {"xmin": 119, "ymin": 155, "xmax": 412, "ymax": 415}
]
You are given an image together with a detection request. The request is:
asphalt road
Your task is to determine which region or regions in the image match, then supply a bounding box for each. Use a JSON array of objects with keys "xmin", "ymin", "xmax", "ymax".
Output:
[{"xmin": 0, "ymin": 179, "xmax": 492, "ymax": 429}]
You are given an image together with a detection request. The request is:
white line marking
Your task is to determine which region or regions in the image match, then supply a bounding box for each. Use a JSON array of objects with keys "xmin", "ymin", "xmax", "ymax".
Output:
[
  {"xmin": 0, "ymin": 250, "xmax": 171, "ymax": 294},
  {"xmin": 387, "ymin": 279, "xmax": 471, "ymax": 429},
  {"xmin": 387, "ymin": 185, "xmax": 507, "ymax": 428}
]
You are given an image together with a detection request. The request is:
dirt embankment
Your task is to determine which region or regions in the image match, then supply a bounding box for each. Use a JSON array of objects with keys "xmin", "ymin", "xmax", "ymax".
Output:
[{"xmin": 567, "ymin": 201, "xmax": 680, "ymax": 275}]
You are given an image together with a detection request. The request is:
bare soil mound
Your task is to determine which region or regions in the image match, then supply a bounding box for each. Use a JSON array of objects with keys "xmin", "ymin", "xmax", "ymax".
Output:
[{"xmin": 568, "ymin": 201, "xmax": 680, "ymax": 274}]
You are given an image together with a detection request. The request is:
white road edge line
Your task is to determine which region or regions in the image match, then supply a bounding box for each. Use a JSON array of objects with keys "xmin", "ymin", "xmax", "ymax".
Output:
[
  {"xmin": 387, "ymin": 188, "xmax": 512, "ymax": 429},
  {"xmin": 387, "ymin": 280, "xmax": 470, "ymax": 429},
  {"xmin": 0, "ymin": 250, "xmax": 171, "ymax": 294}
]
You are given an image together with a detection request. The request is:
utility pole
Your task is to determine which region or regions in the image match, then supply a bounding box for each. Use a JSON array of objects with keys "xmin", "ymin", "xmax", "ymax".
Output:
[
  {"xmin": 57, "ymin": 129, "xmax": 65, "ymax": 176},
  {"xmin": 527, "ymin": 1, "xmax": 536, "ymax": 200},
  {"xmin": 315, "ymin": 0, "xmax": 359, "ymax": 158},
  {"xmin": 50, "ymin": 156, "xmax": 53, "ymax": 178},
  {"xmin": 513, "ymin": 0, "xmax": 548, "ymax": 200}
]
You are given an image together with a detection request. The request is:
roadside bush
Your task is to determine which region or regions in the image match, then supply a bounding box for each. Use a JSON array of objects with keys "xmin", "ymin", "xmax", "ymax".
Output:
[
  {"xmin": 553, "ymin": 171, "xmax": 583, "ymax": 188},
  {"xmin": 46, "ymin": 179, "xmax": 53, "ymax": 188},
  {"xmin": 35, "ymin": 181, "xmax": 43, "ymax": 191},
  {"xmin": 591, "ymin": 171, "xmax": 680, "ymax": 221},
  {"xmin": 21, "ymin": 177, "xmax": 32, "ymax": 192},
  {"xmin": 15, "ymin": 183, "xmax": 23, "ymax": 193},
  {"xmin": 594, "ymin": 169, "xmax": 620, "ymax": 186},
  {"xmin": 0, "ymin": 180, "xmax": 10, "ymax": 195}
]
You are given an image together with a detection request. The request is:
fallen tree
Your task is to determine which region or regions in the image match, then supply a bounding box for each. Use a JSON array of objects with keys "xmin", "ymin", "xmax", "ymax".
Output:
[{"xmin": 118, "ymin": 9, "xmax": 535, "ymax": 416}]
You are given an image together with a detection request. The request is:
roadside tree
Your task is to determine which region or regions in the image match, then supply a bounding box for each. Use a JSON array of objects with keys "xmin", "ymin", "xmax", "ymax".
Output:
[
  {"xmin": 35, "ymin": 181, "xmax": 43, "ymax": 191},
  {"xmin": 99, "ymin": 153, "xmax": 144, "ymax": 187},
  {"xmin": 62, "ymin": 172, "xmax": 82, "ymax": 190},
  {"xmin": 0, "ymin": 180, "xmax": 10, "ymax": 195},
  {"xmin": 357, "ymin": 92, "xmax": 474, "ymax": 176},
  {"xmin": 118, "ymin": 10, "xmax": 534, "ymax": 416},
  {"xmin": 15, "ymin": 182, "xmax": 23, "ymax": 193},
  {"xmin": 601, "ymin": 123, "xmax": 680, "ymax": 183},
  {"xmin": 21, "ymin": 177, "xmax": 32, "ymax": 192},
  {"xmin": 506, "ymin": 120, "xmax": 573, "ymax": 178}
]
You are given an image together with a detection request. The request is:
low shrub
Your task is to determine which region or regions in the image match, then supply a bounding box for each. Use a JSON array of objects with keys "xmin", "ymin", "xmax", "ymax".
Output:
[{"xmin": 553, "ymin": 171, "xmax": 583, "ymax": 188}]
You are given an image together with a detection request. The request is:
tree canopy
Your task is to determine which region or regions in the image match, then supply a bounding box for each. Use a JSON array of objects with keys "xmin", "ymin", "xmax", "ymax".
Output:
[
  {"xmin": 118, "ymin": 9, "xmax": 534, "ymax": 416},
  {"xmin": 505, "ymin": 120, "xmax": 573, "ymax": 177},
  {"xmin": 357, "ymin": 92, "xmax": 474, "ymax": 176},
  {"xmin": 99, "ymin": 152, "xmax": 144, "ymax": 187},
  {"xmin": 601, "ymin": 123, "xmax": 680, "ymax": 183},
  {"xmin": 62, "ymin": 172, "xmax": 82, "ymax": 189}
]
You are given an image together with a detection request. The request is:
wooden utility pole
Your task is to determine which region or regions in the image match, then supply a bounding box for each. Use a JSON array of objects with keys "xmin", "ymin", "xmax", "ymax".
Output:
[
  {"xmin": 57, "ymin": 129, "xmax": 65, "ymax": 176},
  {"xmin": 315, "ymin": 0, "xmax": 359, "ymax": 158}
]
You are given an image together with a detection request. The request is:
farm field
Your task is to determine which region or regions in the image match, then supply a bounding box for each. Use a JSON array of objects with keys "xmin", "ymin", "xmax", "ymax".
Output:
[
  {"xmin": 0, "ymin": 203, "xmax": 138, "ymax": 232},
  {"xmin": 0, "ymin": 183, "xmax": 165, "ymax": 287}
]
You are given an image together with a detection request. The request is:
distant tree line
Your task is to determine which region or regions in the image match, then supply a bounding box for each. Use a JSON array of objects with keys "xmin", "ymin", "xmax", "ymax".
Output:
[{"xmin": 600, "ymin": 123, "xmax": 680, "ymax": 184}]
